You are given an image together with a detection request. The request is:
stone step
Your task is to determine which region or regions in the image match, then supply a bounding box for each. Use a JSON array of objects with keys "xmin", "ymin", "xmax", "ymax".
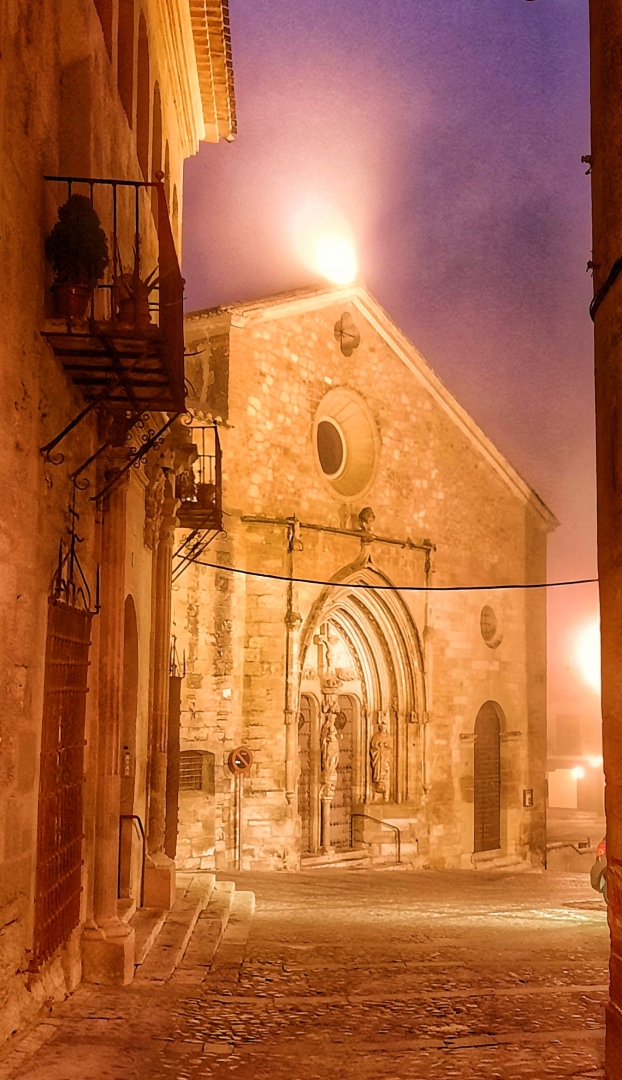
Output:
[
  {"xmin": 133, "ymin": 874, "xmax": 215, "ymax": 983},
  {"xmin": 473, "ymin": 852, "xmax": 528, "ymax": 872},
  {"xmin": 131, "ymin": 907, "xmax": 168, "ymax": 966},
  {"xmin": 302, "ymin": 849, "xmax": 372, "ymax": 870},
  {"xmin": 170, "ymin": 880, "xmax": 237, "ymax": 986},
  {"xmin": 203, "ymin": 889, "xmax": 255, "ymax": 985}
]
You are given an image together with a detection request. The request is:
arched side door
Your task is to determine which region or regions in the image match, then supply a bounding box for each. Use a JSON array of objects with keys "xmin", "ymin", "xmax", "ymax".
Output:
[{"xmin": 474, "ymin": 701, "xmax": 502, "ymax": 853}]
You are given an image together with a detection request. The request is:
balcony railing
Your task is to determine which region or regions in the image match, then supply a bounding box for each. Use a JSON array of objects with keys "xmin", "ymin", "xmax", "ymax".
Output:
[
  {"xmin": 41, "ymin": 175, "xmax": 185, "ymax": 415},
  {"xmin": 175, "ymin": 424, "xmax": 222, "ymax": 531}
]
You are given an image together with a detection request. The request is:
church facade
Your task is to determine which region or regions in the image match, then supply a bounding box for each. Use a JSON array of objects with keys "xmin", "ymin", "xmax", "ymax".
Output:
[{"xmin": 174, "ymin": 284, "xmax": 556, "ymax": 872}]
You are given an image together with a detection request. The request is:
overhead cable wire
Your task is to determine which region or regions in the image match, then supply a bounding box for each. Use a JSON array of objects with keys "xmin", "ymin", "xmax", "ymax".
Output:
[{"xmin": 187, "ymin": 559, "xmax": 598, "ymax": 593}]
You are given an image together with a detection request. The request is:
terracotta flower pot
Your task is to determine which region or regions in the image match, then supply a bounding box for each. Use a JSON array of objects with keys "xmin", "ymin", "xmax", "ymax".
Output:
[{"xmin": 52, "ymin": 283, "xmax": 92, "ymax": 321}]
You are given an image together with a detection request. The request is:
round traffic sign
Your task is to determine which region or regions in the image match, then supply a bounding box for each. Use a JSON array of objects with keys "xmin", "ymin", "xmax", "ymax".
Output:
[{"xmin": 228, "ymin": 746, "xmax": 253, "ymax": 774}]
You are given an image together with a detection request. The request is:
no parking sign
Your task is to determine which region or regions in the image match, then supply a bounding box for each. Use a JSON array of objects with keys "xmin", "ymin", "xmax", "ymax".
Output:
[{"xmin": 228, "ymin": 746, "xmax": 253, "ymax": 774}]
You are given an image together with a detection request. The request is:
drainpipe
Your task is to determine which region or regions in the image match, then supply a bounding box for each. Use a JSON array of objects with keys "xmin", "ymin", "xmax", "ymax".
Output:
[{"xmin": 421, "ymin": 540, "xmax": 435, "ymax": 796}]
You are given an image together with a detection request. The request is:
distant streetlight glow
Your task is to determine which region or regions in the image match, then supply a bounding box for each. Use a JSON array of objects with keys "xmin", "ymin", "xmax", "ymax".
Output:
[
  {"xmin": 294, "ymin": 203, "xmax": 359, "ymax": 285},
  {"xmin": 574, "ymin": 618, "xmax": 601, "ymax": 696},
  {"xmin": 571, "ymin": 766, "xmax": 586, "ymax": 781},
  {"xmin": 311, "ymin": 232, "xmax": 358, "ymax": 285}
]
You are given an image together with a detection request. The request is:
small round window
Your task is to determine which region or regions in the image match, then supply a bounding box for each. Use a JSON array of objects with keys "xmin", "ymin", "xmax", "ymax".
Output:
[
  {"xmin": 316, "ymin": 419, "xmax": 345, "ymax": 478},
  {"xmin": 480, "ymin": 605, "xmax": 502, "ymax": 649}
]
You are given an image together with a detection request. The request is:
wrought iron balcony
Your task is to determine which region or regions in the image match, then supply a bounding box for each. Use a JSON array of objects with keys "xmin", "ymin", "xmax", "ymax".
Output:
[
  {"xmin": 42, "ymin": 175, "xmax": 185, "ymax": 415},
  {"xmin": 175, "ymin": 424, "xmax": 222, "ymax": 531}
]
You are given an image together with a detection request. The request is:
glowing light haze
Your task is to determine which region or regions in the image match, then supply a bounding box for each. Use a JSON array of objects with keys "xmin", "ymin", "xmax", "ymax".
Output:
[
  {"xmin": 574, "ymin": 619, "xmax": 601, "ymax": 696},
  {"xmin": 294, "ymin": 204, "xmax": 359, "ymax": 284},
  {"xmin": 310, "ymin": 234, "xmax": 358, "ymax": 285}
]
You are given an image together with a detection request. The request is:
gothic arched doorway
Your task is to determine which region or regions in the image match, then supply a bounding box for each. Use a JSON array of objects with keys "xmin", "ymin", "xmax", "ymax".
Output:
[
  {"xmin": 297, "ymin": 566, "xmax": 425, "ymax": 859},
  {"xmin": 474, "ymin": 701, "xmax": 502, "ymax": 853}
]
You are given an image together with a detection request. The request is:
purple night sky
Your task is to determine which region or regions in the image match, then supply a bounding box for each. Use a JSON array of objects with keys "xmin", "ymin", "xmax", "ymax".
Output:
[{"xmin": 183, "ymin": 0, "xmax": 599, "ymax": 741}]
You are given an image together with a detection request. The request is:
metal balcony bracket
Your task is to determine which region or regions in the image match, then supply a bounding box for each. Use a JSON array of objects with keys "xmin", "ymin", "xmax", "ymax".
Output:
[
  {"xmin": 40, "ymin": 374, "xmax": 126, "ymax": 465},
  {"xmin": 66, "ymin": 406, "xmax": 151, "ymax": 494},
  {"xmin": 52, "ymin": 488, "xmax": 100, "ymax": 614},
  {"xmin": 172, "ymin": 523, "xmax": 227, "ymax": 583},
  {"xmin": 92, "ymin": 412, "xmax": 181, "ymax": 505}
]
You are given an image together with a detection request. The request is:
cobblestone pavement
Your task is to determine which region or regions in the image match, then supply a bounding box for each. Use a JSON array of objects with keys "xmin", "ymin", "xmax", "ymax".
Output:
[{"xmin": 0, "ymin": 871, "xmax": 609, "ymax": 1080}]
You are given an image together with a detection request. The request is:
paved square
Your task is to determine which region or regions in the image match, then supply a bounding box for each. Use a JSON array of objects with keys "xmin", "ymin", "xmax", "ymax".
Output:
[{"xmin": 0, "ymin": 871, "xmax": 608, "ymax": 1080}]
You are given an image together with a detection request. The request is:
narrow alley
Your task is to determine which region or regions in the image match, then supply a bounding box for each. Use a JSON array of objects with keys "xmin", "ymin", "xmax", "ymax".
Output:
[{"xmin": 0, "ymin": 871, "xmax": 608, "ymax": 1080}]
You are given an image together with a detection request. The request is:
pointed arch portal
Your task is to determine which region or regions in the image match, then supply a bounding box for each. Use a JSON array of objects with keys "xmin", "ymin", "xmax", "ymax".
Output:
[{"xmin": 297, "ymin": 565, "xmax": 425, "ymax": 855}]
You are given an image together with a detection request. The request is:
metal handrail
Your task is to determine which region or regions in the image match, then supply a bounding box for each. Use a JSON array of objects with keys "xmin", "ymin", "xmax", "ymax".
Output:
[
  {"xmin": 118, "ymin": 814, "xmax": 146, "ymax": 907},
  {"xmin": 351, "ymin": 812, "xmax": 402, "ymax": 864},
  {"xmin": 546, "ymin": 838, "xmax": 593, "ymax": 856}
]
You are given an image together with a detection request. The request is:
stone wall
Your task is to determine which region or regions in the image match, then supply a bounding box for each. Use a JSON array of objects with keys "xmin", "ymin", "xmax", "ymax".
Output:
[{"xmin": 0, "ymin": 0, "xmax": 206, "ymax": 1044}]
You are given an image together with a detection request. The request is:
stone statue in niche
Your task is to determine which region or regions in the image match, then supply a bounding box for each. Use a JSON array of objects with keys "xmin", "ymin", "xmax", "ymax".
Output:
[
  {"xmin": 370, "ymin": 712, "xmax": 392, "ymax": 801},
  {"xmin": 320, "ymin": 697, "xmax": 340, "ymax": 797}
]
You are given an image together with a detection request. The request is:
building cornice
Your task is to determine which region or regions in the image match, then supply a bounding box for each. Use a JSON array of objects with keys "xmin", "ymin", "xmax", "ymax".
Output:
[
  {"xmin": 153, "ymin": 1, "xmax": 236, "ymax": 156},
  {"xmin": 188, "ymin": 0, "xmax": 237, "ymax": 143}
]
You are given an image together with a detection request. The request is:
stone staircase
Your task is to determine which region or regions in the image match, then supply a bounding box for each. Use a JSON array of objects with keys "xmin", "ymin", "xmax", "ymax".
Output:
[{"xmin": 130, "ymin": 873, "xmax": 254, "ymax": 984}]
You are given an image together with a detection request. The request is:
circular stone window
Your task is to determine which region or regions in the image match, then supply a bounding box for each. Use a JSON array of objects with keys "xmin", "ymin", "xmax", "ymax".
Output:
[
  {"xmin": 312, "ymin": 388, "xmax": 379, "ymax": 498},
  {"xmin": 316, "ymin": 419, "xmax": 346, "ymax": 478},
  {"xmin": 480, "ymin": 605, "xmax": 502, "ymax": 649}
]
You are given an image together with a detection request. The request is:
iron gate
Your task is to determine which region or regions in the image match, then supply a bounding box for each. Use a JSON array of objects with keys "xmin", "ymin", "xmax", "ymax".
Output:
[{"xmin": 31, "ymin": 599, "xmax": 92, "ymax": 969}]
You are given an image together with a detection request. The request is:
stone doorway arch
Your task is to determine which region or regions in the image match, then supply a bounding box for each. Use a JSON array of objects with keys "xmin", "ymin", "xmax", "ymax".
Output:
[
  {"xmin": 473, "ymin": 701, "xmax": 503, "ymax": 854},
  {"xmin": 297, "ymin": 565, "xmax": 424, "ymax": 857}
]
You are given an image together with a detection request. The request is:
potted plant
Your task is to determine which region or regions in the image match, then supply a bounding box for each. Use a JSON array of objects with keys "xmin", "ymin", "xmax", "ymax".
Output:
[
  {"xmin": 45, "ymin": 193, "xmax": 109, "ymax": 320},
  {"xmin": 114, "ymin": 260, "xmax": 158, "ymax": 332}
]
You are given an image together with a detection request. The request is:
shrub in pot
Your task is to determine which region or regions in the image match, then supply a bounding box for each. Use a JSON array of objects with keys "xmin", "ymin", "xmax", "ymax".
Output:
[{"xmin": 45, "ymin": 194, "xmax": 109, "ymax": 320}]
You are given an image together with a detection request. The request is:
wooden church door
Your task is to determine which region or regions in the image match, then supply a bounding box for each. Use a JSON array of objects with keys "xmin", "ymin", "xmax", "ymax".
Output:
[{"xmin": 473, "ymin": 701, "xmax": 501, "ymax": 853}]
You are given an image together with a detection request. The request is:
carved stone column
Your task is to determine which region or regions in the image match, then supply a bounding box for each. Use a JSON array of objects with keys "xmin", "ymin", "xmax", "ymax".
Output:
[
  {"xmin": 82, "ymin": 474, "xmax": 135, "ymax": 985},
  {"xmin": 284, "ymin": 607, "xmax": 302, "ymax": 804},
  {"xmin": 319, "ymin": 677, "xmax": 342, "ymax": 854},
  {"xmin": 284, "ymin": 519, "xmax": 303, "ymax": 806},
  {"xmin": 144, "ymin": 478, "xmax": 178, "ymax": 908}
]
